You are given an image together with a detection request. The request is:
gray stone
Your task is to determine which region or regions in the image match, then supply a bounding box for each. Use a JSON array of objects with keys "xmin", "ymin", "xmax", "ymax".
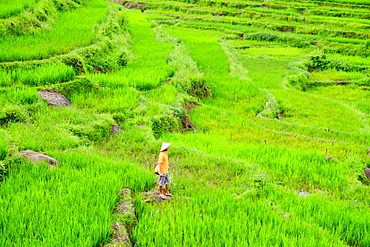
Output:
[
  {"xmin": 38, "ymin": 90, "xmax": 71, "ymax": 106},
  {"xmin": 364, "ymin": 168, "xmax": 370, "ymax": 179},
  {"xmin": 182, "ymin": 116, "xmax": 198, "ymax": 131},
  {"xmin": 19, "ymin": 150, "xmax": 61, "ymax": 170},
  {"xmin": 111, "ymin": 124, "xmax": 123, "ymax": 134}
]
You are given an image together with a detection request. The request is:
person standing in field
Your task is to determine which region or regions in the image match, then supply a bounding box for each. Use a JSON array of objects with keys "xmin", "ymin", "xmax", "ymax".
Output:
[{"xmin": 157, "ymin": 142, "xmax": 171, "ymax": 199}]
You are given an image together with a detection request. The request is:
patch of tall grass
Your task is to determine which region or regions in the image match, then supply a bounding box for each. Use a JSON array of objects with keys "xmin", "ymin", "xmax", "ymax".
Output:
[
  {"xmin": 0, "ymin": 0, "xmax": 38, "ymax": 18},
  {"xmin": 134, "ymin": 192, "xmax": 349, "ymax": 246},
  {"xmin": 272, "ymin": 89, "xmax": 366, "ymax": 133},
  {"xmin": 5, "ymin": 106, "xmax": 116, "ymax": 151},
  {"xmin": 240, "ymin": 56, "xmax": 298, "ymax": 89},
  {"xmin": 316, "ymin": 0, "xmax": 370, "ymax": 5},
  {"xmin": 0, "ymin": 87, "xmax": 41, "ymax": 125},
  {"xmin": 238, "ymin": 46, "xmax": 308, "ymax": 57},
  {"xmin": 91, "ymin": 11, "xmax": 174, "ymax": 91},
  {"xmin": 132, "ymin": 138, "xmax": 367, "ymax": 246},
  {"xmin": 0, "ymin": 130, "xmax": 8, "ymax": 160},
  {"xmin": 310, "ymin": 70, "xmax": 364, "ymax": 81},
  {"xmin": 311, "ymin": 85, "xmax": 370, "ymax": 105},
  {"xmin": 0, "ymin": 0, "xmax": 108, "ymax": 62},
  {"xmin": 0, "ymin": 87, "xmax": 39, "ymax": 105},
  {"xmin": 165, "ymin": 26, "xmax": 264, "ymax": 108},
  {"xmin": 69, "ymin": 87, "xmax": 140, "ymax": 113},
  {"xmin": 0, "ymin": 64, "xmax": 76, "ymax": 86},
  {"xmin": 0, "ymin": 151, "xmax": 153, "ymax": 246}
]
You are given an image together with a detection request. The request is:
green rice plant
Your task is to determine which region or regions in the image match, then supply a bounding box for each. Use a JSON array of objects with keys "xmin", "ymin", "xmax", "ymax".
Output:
[
  {"xmin": 69, "ymin": 86, "xmax": 140, "ymax": 113},
  {"xmin": 15, "ymin": 64, "xmax": 76, "ymax": 85},
  {"xmin": 309, "ymin": 85, "xmax": 370, "ymax": 105},
  {"xmin": 0, "ymin": 150, "xmax": 153, "ymax": 246},
  {"xmin": 318, "ymin": 42, "xmax": 370, "ymax": 58},
  {"xmin": 0, "ymin": 86, "xmax": 40, "ymax": 104},
  {"xmin": 93, "ymin": 11, "xmax": 174, "ymax": 91},
  {"xmin": 329, "ymin": 54, "xmax": 370, "ymax": 66},
  {"xmin": 0, "ymin": 64, "xmax": 76, "ymax": 86},
  {"xmin": 231, "ymin": 39, "xmax": 282, "ymax": 47},
  {"xmin": 0, "ymin": 72, "xmax": 12, "ymax": 87},
  {"xmin": 310, "ymin": 70, "xmax": 364, "ymax": 81},
  {"xmin": 4, "ymin": 106, "xmax": 116, "ymax": 151},
  {"xmin": 0, "ymin": 87, "xmax": 41, "ymax": 125},
  {"xmin": 124, "ymin": 11, "xmax": 174, "ymax": 90},
  {"xmin": 272, "ymin": 89, "xmax": 365, "ymax": 133},
  {"xmin": 237, "ymin": 46, "xmax": 308, "ymax": 57},
  {"xmin": 269, "ymin": 188, "xmax": 370, "ymax": 246},
  {"xmin": 306, "ymin": 54, "xmax": 370, "ymax": 72},
  {"xmin": 0, "ymin": 0, "xmax": 38, "ymax": 18},
  {"xmin": 144, "ymin": 84, "xmax": 178, "ymax": 105},
  {"xmin": 0, "ymin": 130, "xmax": 8, "ymax": 160},
  {"xmin": 133, "ymin": 182, "xmax": 349, "ymax": 246},
  {"xmin": 0, "ymin": 0, "xmax": 91, "ymax": 37},
  {"xmin": 314, "ymin": 0, "xmax": 370, "ymax": 5},
  {"xmin": 0, "ymin": 0, "xmax": 108, "ymax": 62},
  {"xmin": 240, "ymin": 56, "xmax": 298, "ymax": 89},
  {"xmin": 242, "ymin": 32, "xmax": 311, "ymax": 48},
  {"xmin": 7, "ymin": 121, "xmax": 81, "ymax": 151}
]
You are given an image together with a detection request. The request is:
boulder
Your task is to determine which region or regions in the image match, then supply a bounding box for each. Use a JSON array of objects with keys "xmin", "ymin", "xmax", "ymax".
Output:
[
  {"xmin": 111, "ymin": 124, "xmax": 123, "ymax": 134},
  {"xmin": 182, "ymin": 116, "xmax": 198, "ymax": 131},
  {"xmin": 364, "ymin": 168, "xmax": 370, "ymax": 180},
  {"xmin": 19, "ymin": 150, "xmax": 61, "ymax": 170},
  {"xmin": 38, "ymin": 90, "xmax": 71, "ymax": 106}
]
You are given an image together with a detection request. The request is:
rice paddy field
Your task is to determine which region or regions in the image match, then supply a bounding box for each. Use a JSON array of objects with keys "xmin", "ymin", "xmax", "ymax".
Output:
[{"xmin": 0, "ymin": 0, "xmax": 370, "ymax": 246}]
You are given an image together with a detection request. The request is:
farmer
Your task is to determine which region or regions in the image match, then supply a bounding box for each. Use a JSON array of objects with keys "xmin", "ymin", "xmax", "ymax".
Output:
[{"xmin": 157, "ymin": 142, "xmax": 171, "ymax": 199}]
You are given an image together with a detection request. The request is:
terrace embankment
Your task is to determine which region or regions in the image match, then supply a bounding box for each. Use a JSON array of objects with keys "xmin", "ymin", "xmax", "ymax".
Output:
[{"xmin": 104, "ymin": 189, "xmax": 136, "ymax": 247}]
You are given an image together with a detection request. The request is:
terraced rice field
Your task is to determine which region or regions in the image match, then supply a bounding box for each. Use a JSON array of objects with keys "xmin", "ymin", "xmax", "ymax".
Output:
[{"xmin": 0, "ymin": 0, "xmax": 369, "ymax": 246}]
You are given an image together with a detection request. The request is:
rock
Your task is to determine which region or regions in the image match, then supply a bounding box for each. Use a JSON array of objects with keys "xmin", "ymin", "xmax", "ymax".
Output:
[
  {"xmin": 111, "ymin": 124, "xmax": 123, "ymax": 134},
  {"xmin": 182, "ymin": 116, "xmax": 198, "ymax": 131},
  {"xmin": 364, "ymin": 168, "xmax": 370, "ymax": 179},
  {"xmin": 19, "ymin": 150, "xmax": 61, "ymax": 170},
  {"xmin": 38, "ymin": 90, "xmax": 71, "ymax": 106}
]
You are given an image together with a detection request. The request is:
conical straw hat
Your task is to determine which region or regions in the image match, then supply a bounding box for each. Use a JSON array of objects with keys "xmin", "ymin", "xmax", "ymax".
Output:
[{"xmin": 160, "ymin": 142, "xmax": 171, "ymax": 151}]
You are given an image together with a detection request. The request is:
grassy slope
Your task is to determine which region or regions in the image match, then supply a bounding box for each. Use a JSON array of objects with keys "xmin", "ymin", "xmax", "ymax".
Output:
[
  {"xmin": 0, "ymin": 0, "xmax": 370, "ymax": 246},
  {"xmin": 129, "ymin": 17, "xmax": 370, "ymax": 246}
]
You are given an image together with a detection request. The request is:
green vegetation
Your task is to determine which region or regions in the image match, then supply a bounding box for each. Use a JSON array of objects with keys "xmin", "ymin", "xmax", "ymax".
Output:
[
  {"xmin": 0, "ymin": 152, "xmax": 153, "ymax": 246},
  {"xmin": 0, "ymin": 0, "xmax": 108, "ymax": 62},
  {"xmin": 0, "ymin": 0, "xmax": 370, "ymax": 246},
  {"xmin": 0, "ymin": 64, "xmax": 76, "ymax": 86},
  {"xmin": 0, "ymin": 0, "xmax": 92, "ymax": 37},
  {"xmin": 0, "ymin": 0, "xmax": 38, "ymax": 18}
]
